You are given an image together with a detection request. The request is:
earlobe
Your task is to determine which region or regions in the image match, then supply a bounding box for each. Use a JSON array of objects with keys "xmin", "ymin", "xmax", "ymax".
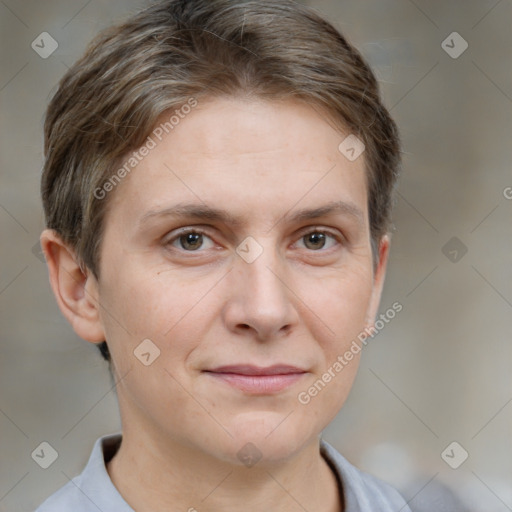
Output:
[{"xmin": 40, "ymin": 229, "xmax": 106, "ymax": 343}]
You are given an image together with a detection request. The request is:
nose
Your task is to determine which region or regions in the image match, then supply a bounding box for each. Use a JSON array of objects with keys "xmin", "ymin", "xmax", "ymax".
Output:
[{"xmin": 222, "ymin": 243, "xmax": 299, "ymax": 342}]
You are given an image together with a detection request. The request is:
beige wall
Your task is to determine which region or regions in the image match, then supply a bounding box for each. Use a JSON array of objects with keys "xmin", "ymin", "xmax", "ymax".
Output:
[{"xmin": 1, "ymin": 1, "xmax": 510, "ymax": 510}]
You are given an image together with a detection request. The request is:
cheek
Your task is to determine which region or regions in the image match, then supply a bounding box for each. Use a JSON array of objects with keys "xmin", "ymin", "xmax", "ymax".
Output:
[
  {"xmin": 103, "ymin": 264, "xmax": 180, "ymax": 331},
  {"xmin": 99, "ymin": 264, "xmax": 222, "ymax": 374},
  {"xmin": 97, "ymin": 269, "xmax": 176, "ymax": 357},
  {"xmin": 304, "ymin": 265, "xmax": 374, "ymax": 354},
  {"xmin": 291, "ymin": 266, "xmax": 372, "ymax": 417},
  {"xmin": 99, "ymin": 269, "xmax": 212, "ymax": 424}
]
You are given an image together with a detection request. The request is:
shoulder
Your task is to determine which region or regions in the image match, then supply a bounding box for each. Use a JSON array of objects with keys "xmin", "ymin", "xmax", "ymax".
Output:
[
  {"xmin": 320, "ymin": 439, "xmax": 412, "ymax": 512},
  {"xmin": 34, "ymin": 433, "xmax": 130, "ymax": 512},
  {"xmin": 34, "ymin": 475, "xmax": 91, "ymax": 512}
]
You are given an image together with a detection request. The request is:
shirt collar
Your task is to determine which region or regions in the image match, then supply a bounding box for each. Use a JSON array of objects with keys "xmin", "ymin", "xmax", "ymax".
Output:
[{"xmin": 76, "ymin": 432, "xmax": 134, "ymax": 511}]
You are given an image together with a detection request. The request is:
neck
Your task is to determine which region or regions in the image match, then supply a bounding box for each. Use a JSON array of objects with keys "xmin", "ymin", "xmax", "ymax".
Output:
[{"xmin": 107, "ymin": 426, "xmax": 343, "ymax": 512}]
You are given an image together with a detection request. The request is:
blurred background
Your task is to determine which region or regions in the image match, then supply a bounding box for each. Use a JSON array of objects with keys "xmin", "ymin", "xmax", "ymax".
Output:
[{"xmin": 1, "ymin": 0, "xmax": 511, "ymax": 510}]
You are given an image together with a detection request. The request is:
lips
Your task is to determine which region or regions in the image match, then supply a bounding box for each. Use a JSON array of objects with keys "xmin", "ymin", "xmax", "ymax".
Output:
[
  {"xmin": 206, "ymin": 364, "xmax": 306, "ymax": 376},
  {"xmin": 204, "ymin": 365, "xmax": 307, "ymax": 394}
]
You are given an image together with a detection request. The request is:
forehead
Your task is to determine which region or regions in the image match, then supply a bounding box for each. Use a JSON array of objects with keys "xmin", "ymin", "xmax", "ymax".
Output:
[{"xmin": 105, "ymin": 97, "xmax": 368, "ymax": 227}]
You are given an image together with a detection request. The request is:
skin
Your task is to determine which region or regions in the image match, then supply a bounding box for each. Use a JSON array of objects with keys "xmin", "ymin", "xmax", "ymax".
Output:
[{"xmin": 41, "ymin": 96, "xmax": 389, "ymax": 512}]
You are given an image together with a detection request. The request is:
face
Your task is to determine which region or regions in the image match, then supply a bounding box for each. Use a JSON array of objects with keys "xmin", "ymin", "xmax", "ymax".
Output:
[{"xmin": 90, "ymin": 97, "xmax": 388, "ymax": 465}]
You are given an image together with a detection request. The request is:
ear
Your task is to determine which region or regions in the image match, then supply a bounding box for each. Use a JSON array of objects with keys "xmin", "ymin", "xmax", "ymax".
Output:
[
  {"xmin": 365, "ymin": 235, "xmax": 390, "ymax": 326},
  {"xmin": 40, "ymin": 229, "xmax": 106, "ymax": 343}
]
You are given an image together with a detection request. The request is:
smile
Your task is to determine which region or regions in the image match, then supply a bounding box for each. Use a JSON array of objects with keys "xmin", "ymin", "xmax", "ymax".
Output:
[{"xmin": 204, "ymin": 365, "xmax": 308, "ymax": 394}]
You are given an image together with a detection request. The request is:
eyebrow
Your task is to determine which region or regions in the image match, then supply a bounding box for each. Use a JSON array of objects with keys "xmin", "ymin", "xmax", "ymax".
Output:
[{"xmin": 138, "ymin": 200, "xmax": 364, "ymax": 229}]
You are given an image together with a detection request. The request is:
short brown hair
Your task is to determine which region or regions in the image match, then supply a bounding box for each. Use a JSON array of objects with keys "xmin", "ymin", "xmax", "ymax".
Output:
[{"xmin": 41, "ymin": 0, "xmax": 401, "ymax": 362}]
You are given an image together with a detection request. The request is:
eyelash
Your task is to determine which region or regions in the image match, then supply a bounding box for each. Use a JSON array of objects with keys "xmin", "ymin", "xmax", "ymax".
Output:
[{"xmin": 164, "ymin": 227, "xmax": 343, "ymax": 253}]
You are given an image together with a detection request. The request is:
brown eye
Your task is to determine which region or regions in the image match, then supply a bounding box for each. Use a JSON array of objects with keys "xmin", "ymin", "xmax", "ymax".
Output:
[
  {"xmin": 303, "ymin": 232, "xmax": 326, "ymax": 250},
  {"xmin": 295, "ymin": 230, "xmax": 340, "ymax": 252},
  {"xmin": 166, "ymin": 229, "xmax": 215, "ymax": 252},
  {"xmin": 179, "ymin": 232, "xmax": 204, "ymax": 250}
]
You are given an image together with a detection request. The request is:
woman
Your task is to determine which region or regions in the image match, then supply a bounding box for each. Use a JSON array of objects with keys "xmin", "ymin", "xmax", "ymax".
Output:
[{"xmin": 37, "ymin": 1, "xmax": 406, "ymax": 510}]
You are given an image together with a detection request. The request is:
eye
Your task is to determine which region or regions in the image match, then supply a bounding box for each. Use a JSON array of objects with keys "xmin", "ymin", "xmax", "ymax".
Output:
[
  {"xmin": 296, "ymin": 230, "xmax": 339, "ymax": 251},
  {"xmin": 166, "ymin": 229, "xmax": 215, "ymax": 251}
]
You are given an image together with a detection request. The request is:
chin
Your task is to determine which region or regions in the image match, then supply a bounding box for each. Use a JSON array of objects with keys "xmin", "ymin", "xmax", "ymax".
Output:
[{"xmin": 220, "ymin": 411, "xmax": 317, "ymax": 467}]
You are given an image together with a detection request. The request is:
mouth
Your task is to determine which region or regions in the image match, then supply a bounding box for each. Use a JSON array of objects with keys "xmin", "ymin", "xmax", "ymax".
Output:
[{"xmin": 203, "ymin": 365, "xmax": 308, "ymax": 394}]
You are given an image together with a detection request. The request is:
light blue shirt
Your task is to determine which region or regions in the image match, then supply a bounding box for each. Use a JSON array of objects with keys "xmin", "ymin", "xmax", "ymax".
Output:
[{"xmin": 35, "ymin": 433, "xmax": 411, "ymax": 511}]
